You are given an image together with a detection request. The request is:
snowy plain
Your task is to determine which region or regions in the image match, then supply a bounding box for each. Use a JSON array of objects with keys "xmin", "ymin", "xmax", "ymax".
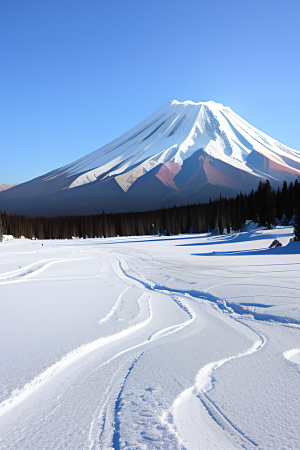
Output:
[{"xmin": 0, "ymin": 227, "xmax": 299, "ymax": 449}]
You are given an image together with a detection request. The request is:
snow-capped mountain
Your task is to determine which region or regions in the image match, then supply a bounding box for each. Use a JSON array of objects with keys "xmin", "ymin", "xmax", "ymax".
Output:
[{"xmin": 1, "ymin": 100, "xmax": 300, "ymax": 216}]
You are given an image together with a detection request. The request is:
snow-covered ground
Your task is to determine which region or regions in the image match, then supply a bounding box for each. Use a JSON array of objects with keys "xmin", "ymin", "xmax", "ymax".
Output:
[{"xmin": 0, "ymin": 227, "xmax": 299, "ymax": 449}]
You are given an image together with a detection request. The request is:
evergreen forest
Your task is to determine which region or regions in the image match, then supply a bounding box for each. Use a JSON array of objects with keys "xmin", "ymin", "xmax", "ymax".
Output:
[{"xmin": 1, "ymin": 179, "xmax": 300, "ymax": 241}]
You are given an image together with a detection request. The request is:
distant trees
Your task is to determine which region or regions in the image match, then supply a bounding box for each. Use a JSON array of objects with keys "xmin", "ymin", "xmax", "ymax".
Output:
[{"xmin": 1, "ymin": 178, "xmax": 299, "ymax": 240}]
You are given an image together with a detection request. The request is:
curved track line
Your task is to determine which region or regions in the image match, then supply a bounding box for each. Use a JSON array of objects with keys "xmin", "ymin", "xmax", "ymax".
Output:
[
  {"xmin": 1, "ymin": 249, "xmax": 268, "ymax": 449},
  {"xmin": 86, "ymin": 352, "xmax": 143, "ymax": 450},
  {"xmin": 0, "ymin": 251, "xmax": 195, "ymax": 424},
  {"xmin": 160, "ymin": 337, "xmax": 264, "ymax": 449},
  {"xmin": 0, "ymin": 257, "xmax": 91, "ymax": 284},
  {"xmin": 97, "ymin": 287, "xmax": 130, "ymax": 325},
  {"xmin": 86, "ymin": 294, "xmax": 195, "ymax": 449},
  {"xmin": 109, "ymin": 251, "xmax": 270, "ymax": 449},
  {"xmin": 87, "ymin": 351, "xmax": 145, "ymax": 450},
  {"xmin": 0, "ymin": 292, "xmax": 152, "ymax": 418}
]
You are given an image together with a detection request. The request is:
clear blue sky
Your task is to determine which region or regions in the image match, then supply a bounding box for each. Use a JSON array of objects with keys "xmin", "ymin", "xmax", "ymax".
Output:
[{"xmin": 1, "ymin": 0, "xmax": 300, "ymax": 184}]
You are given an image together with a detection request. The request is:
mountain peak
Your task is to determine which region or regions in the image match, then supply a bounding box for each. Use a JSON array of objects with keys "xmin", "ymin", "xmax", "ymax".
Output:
[
  {"xmin": 1, "ymin": 100, "xmax": 299, "ymax": 216},
  {"xmin": 170, "ymin": 99, "xmax": 226, "ymax": 109}
]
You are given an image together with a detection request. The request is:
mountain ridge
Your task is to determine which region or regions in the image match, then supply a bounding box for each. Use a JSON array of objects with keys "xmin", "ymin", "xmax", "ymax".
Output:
[
  {"xmin": 0, "ymin": 183, "xmax": 19, "ymax": 192},
  {"xmin": 1, "ymin": 100, "xmax": 299, "ymax": 216}
]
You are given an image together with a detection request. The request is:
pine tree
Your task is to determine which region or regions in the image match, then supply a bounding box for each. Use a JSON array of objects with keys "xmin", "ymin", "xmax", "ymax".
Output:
[
  {"xmin": 218, "ymin": 212, "xmax": 224, "ymax": 234},
  {"xmin": 264, "ymin": 180, "xmax": 276, "ymax": 228},
  {"xmin": 281, "ymin": 180, "xmax": 293, "ymax": 222},
  {"xmin": 276, "ymin": 186, "xmax": 282, "ymax": 222}
]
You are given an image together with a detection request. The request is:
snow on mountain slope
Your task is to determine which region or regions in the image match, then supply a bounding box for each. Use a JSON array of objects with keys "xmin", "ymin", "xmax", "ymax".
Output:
[
  {"xmin": 65, "ymin": 100, "xmax": 300, "ymax": 191},
  {"xmin": 0, "ymin": 184, "xmax": 19, "ymax": 192},
  {"xmin": 1, "ymin": 100, "xmax": 299, "ymax": 216}
]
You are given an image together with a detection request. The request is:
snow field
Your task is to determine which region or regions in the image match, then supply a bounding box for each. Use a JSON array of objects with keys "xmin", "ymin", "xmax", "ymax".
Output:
[{"xmin": 0, "ymin": 227, "xmax": 299, "ymax": 449}]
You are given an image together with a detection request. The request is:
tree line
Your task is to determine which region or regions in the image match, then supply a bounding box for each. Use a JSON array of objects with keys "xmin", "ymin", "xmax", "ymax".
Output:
[{"xmin": 1, "ymin": 179, "xmax": 300, "ymax": 241}]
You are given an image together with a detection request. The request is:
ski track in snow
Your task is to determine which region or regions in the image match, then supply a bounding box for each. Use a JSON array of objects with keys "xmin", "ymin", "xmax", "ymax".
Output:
[
  {"xmin": 0, "ymin": 255, "xmax": 91, "ymax": 284},
  {"xmin": 86, "ymin": 268, "xmax": 196, "ymax": 448},
  {"xmin": 164, "ymin": 333, "xmax": 266, "ymax": 450},
  {"xmin": 0, "ymin": 251, "xmax": 197, "ymax": 449},
  {"xmin": 112, "ymin": 353, "xmax": 145, "ymax": 450},
  {"xmin": 113, "ymin": 254, "xmax": 270, "ymax": 449},
  {"xmin": 0, "ymin": 251, "xmax": 272, "ymax": 448},
  {"xmin": 0, "ymin": 290, "xmax": 153, "ymax": 417},
  {"xmin": 97, "ymin": 287, "xmax": 131, "ymax": 325},
  {"xmin": 86, "ymin": 299, "xmax": 195, "ymax": 450},
  {"xmin": 114, "ymin": 252, "xmax": 300, "ymax": 329}
]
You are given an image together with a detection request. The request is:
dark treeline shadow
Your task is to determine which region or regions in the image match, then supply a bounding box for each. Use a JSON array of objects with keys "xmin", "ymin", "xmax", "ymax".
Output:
[{"xmin": 1, "ymin": 179, "xmax": 300, "ymax": 240}]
